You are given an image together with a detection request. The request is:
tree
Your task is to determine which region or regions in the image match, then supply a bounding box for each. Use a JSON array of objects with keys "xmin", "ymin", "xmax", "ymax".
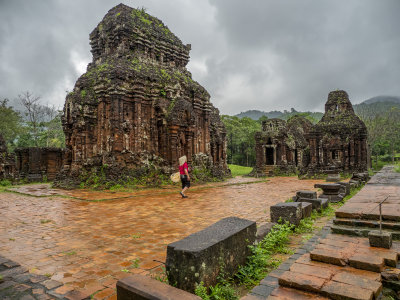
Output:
[
  {"xmin": 17, "ymin": 91, "xmax": 65, "ymax": 148},
  {"xmin": 0, "ymin": 99, "xmax": 22, "ymax": 150}
]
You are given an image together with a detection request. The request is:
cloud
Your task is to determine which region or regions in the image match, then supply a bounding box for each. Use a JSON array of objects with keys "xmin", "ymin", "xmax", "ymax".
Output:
[{"xmin": 1, "ymin": 0, "xmax": 399, "ymax": 115}]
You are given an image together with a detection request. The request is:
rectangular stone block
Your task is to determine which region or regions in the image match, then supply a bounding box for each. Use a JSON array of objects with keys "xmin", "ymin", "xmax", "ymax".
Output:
[
  {"xmin": 301, "ymin": 202, "xmax": 312, "ymax": 219},
  {"xmin": 348, "ymin": 253, "xmax": 384, "ymax": 272},
  {"xmin": 368, "ymin": 230, "xmax": 392, "ymax": 249},
  {"xmin": 270, "ymin": 202, "xmax": 302, "ymax": 226},
  {"xmin": 166, "ymin": 216, "xmax": 256, "ymax": 292},
  {"xmin": 297, "ymin": 198, "xmax": 327, "ymax": 212},
  {"xmin": 321, "ymin": 281, "xmax": 373, "ymax": 300},
  {"xmin": 338, "ymin": 182, "xmax": 350, "ymax": 196},
  {"xmin": 116, "ymin": 274, "xmax": 201, "ymax": 300},
  {"xmin": 278, "ymin": 271, "xmax": 325, "ymax": 293}
]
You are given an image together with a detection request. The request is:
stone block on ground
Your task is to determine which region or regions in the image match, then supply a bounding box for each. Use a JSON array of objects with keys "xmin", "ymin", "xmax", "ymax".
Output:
[
  {"xmin": 256, "ymin": 222, "xmax": 274, "ymax": 243},
  {"xmin": 338, "ymin": 181, "xmax": 351, "ymax": 196},
  {"xmin": 301, "ymin": 202, "xmax": 312, "ymax": 219},
  {"xmin": 321, "ymin": 281, "xmax": 373, "ymax": 300},
  {"xmin": 369, "ymin": 230, "xmax": 392, "ymax": 249},
  {"xmin": 348, "ymin": 253, "xmax": 385, "ymax": 272},
  {"xmin": 297, "ymin": 198, "xmax": 327, "ymax": 212},
  {"xmin": 278, "ymin": 271, "xmax": 325, "ymax": 293},
  {"xmin": 166, "ymin": 216, "xmax": 256, "ymax": 292},
  {"xmin": 270, "ymin": 202, "xmax": 302, "ymax": 225},
  {"xmin": 117, "ymin": 274, "xmax": 201, "ymax": 300},
  {"xmin": 310, "ymin": 248, "xmax": 347, "ymax": 266}
]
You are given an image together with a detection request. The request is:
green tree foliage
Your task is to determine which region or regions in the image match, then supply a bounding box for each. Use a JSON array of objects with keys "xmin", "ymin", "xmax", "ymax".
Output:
[
  {"xmin": 0, "ymin": 99, "xmax": 22, "ymax": 150},
  {"xmin": 221, "ymin": 115, "xmax": 261, "ymax": 167},
  {"xmin": 356, "ymin": 105, "xmax": 400, "ymax": 164},
  {"xmin": 0, "ymin": 92, "xmax": 65, "ymax": 150}
]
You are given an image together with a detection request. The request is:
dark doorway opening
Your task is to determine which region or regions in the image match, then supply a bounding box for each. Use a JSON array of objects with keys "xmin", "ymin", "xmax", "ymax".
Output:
[
  {"xmin": 266, "ymin": 148, "xmax": 274, "ymax": 165},
  {"xmin": 295, "ymin": 149, "xmax": 298, "ymax": 166}
]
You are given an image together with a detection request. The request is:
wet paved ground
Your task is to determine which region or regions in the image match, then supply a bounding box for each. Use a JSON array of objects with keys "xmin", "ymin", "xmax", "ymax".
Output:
[
  {"xmin": 245, "ymin": 166, "xmax": 400, "ymax": 299},
  {"xmin": 0, "ymin": 176, "xmax": 323, "ymax": 299}
]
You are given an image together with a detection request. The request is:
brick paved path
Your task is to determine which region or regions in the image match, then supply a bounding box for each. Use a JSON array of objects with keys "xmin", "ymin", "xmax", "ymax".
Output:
[
  {"xmin": 245, "ymin": 166, "xmax": 400, "ymax": 299},
  {"xmin": 0, "ymin": 176, "xmax": 323, "ymax": 299}
]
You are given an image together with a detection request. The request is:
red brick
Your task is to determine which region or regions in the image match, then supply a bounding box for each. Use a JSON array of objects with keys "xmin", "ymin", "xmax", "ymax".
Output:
[
  {"xmin": 332, "ymin": 271, "xmax": 382, "ymax": 297},
  {"xmin": 357, "ymin": 247, "xmax": 398, "ymax": 267},
  {"xmin": 348, "ymin": 253, "xmax": 384, "ymax": 272},
  {"xmin": 278, "ymin": 271, "xmax": 326, "ymax": 293},
  {"xmin": 321, "ymin": 281, "xmax": 373, "ymax": 300},
  {"xmin": 270, "ymin": 286, "xmax": 329, "ymax": 299},
  {"xmin": 310, "ymin": 248, "xmax": 347, "ymax": 266},
  {"xmin": 289, "ymin": 263, "xmax": 334, "ymax": 280}
]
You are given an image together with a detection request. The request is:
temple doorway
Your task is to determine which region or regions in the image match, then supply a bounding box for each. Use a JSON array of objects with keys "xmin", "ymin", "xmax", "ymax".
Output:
[{"xmin": 266, "ymin": 147, "xmax": 274, "ymax": 165}]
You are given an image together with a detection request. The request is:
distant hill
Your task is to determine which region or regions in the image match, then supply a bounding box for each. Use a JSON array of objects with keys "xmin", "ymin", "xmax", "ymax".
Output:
[
  {"xmin": 235, "ymin": 95, "xmax": 400, "ymax": 122},
  {"xmin": 235, "ymin": 109, "xmax": 323, "ymax": 123},
  {"xmin": 362, "ymin": 96, "xmax": 400, "ymax": 105},
  {"xmin": 235, "ymin": 110, "xmax": 284, "ymax": 120}
]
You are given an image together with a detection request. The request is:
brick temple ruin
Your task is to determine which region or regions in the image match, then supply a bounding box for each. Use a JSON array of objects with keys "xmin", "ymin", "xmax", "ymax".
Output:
[
  {"xmin": 254, "ymin": 90, "xmax": 369, "ymax": 176},
  {"xmin": 14, "ymin": 148, "xmax": 64, "ymax": 182},
  {"xmin": 0, "ymin": 134, "xmax": 16, "ymax": 180},
  {"xmin": 55, "ymin": 4, "xmax": 228, "ymax": 186},
  {"xmin": 254, "ymin": 116, "xmax": 313, "ymax": 176}
]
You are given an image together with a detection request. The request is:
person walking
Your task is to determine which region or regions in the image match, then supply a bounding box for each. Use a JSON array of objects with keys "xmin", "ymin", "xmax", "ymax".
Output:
[{"xmin": 179, "ymin": 155, "xmax": 190, "ymax": 198}]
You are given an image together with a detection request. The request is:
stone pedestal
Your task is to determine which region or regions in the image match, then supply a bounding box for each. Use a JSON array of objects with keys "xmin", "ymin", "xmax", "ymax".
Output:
[
  {"xmin": 296, "ymin": 190, "xmax": 317, "ymax": 200},
  {"xmin": 326, "ymin": 174, "xmax": 340, "ymax": 182},
  {"xmin": 368, "ymin": 230, "xmax": 392, "ymax": 249},
  {"xmin": 315, "ymin": 183, "xmax": 343, "ymax": 203}
]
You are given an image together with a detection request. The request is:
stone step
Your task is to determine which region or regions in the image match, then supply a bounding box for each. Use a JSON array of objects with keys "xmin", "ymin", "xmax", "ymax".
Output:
[
  {"xmin": 333, "ymin": 218, "xmax": 400, "ymax": 231},
  {"xmin": 278, "ymin": 270, "xmax": 378, "ymax": 300},
  {"xmin": 331, "ymin": 224, "xmax": 400, "ymax": 240}
]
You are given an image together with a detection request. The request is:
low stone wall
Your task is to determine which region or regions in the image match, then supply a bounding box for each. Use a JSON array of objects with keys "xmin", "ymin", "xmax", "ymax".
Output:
[
  {"xmin": 117, "ymin": 275, "xmax": 200, "ymax": 300},
  {"xmin": 166, "ymin": 216, "xmax": 256, "ymax": 292}
]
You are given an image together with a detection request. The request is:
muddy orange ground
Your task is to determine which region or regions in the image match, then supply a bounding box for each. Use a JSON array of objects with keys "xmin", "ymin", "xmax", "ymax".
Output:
[{"xmin": 0, "ymin": 176, "xmax": 323, "ymax": 298}]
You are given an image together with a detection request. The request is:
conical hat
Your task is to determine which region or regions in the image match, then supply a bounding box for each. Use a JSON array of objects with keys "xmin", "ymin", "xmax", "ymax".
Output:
[{"xmin": 170, "ymin": 172, "xmax": 180, "ymax": 183}]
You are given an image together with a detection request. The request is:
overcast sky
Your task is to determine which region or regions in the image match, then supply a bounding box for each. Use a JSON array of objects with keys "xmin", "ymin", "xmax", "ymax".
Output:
[{"xmin": 1, "ymin": 0, "xmax": 399, "ymax": 115}]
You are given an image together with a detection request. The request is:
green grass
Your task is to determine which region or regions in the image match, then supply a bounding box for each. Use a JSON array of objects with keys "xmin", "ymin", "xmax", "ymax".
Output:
[{"xmin": 228, "ymin": 164, "xmax": 252, "ymax": 177}]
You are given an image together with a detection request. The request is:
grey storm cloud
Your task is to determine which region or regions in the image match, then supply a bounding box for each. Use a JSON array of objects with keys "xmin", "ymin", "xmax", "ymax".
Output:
[{"xmin": 0, "ymin": 0, "xmax": 399, "ymax": 115}]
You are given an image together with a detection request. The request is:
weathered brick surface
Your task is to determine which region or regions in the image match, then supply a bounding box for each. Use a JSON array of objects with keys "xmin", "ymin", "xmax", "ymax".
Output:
[
  {"xmin": 310, "ymin": 248, "xmax": 347, "ymax": 266},
  {"xmin": 56, "ymin": 4, "xmax": 229, "ymax": 187},
  {"xmin": 289, "ymin": 263, "xmax": 333, "ymax": 280},
  {"xmin": 331, "ymin": 271, "xmax": 382, "ymax": 297},
  {"xmin": 117, "ymin": 274, "xmax": 201, "ymax": 300},
  {"xmin": 348, "ymin": 253, "xmax": 384, "ymax": 272},
  {"xmin": 321, "ymin": 281, "xmax": 373, "ymax": 300},
  {"xmin": 269, "ymin": 286, "xmax": 329, "ymax": 299},
  {"xmin": 278, "ymin": 271, "xmax": 325, "ymax": 293}
]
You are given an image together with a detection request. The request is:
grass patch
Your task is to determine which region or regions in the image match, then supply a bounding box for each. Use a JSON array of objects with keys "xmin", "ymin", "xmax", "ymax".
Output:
[{"xmin": 228, "ymin": 164, "xmax": 253, "ymax": 177}]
